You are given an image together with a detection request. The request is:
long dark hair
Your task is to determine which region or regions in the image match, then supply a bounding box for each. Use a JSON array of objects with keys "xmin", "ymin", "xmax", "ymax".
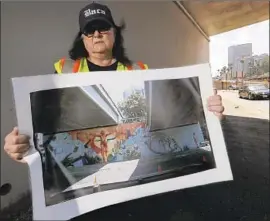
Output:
[{"xmin": 68, "ymin": 21, "xmax": 132, "ymax": 66}]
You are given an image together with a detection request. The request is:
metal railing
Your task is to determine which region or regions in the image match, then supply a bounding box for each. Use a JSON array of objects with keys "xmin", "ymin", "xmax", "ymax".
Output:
[{"xmin": 120, "ymin": 116, "xmax": 147, "ymax": 124}]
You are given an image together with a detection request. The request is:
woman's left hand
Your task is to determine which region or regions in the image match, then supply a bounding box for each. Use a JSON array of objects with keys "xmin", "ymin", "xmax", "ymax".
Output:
[{"xmin": 207, "ymin": 90, "xmax": 225, "ymax": 120}]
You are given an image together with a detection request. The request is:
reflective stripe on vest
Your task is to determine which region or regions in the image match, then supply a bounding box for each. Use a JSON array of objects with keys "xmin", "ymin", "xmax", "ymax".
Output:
[{"xmin": 54, "ymin": 57, "xmax": 148, "ymax": 74}]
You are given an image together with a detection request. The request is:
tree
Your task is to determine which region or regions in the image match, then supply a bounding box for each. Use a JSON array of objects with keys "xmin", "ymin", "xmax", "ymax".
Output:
[
  {"xmin": 261, "ymin": 56, "xmax": 269, "ymax": 74},
  {"xmin": 226, "ymin": 67, "xmax": 230, "ymax": 79},
  {"xmin": 218, "ymin": 66, "xmax": 227, "ymax": 79},
  {"xmin": 221, "ymin": 66, "xmax": 227, "ymax": 74},
  {"xmin": 117, "ymin": 91, "xmax": 147, "ymax": 122},
  {"xmin": 247, "ymin": 60, "xmax": 254, "ymax": 77},
  {"xmin": 254, "ymin": 59, "xmax": 261, "ymax": 75},
  {"xmin": 228, "ymin": 64, "xmax": 233, "ymax": 80}
]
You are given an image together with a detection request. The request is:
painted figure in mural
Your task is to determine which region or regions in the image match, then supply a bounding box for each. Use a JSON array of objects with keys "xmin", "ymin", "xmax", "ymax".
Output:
[
  {"xmin": 83, "ymin": 135, "xmax": 100, "ymax": 154},
  {"xmin": 86, "ymin": 130, "xmax": 116, "ymax": 163}
]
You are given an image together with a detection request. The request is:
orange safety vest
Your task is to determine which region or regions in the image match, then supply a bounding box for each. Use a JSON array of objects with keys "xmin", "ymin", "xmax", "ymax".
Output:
[{"xmin": 54, "ymin": 57, "xmax": 148, "ymax": 74}]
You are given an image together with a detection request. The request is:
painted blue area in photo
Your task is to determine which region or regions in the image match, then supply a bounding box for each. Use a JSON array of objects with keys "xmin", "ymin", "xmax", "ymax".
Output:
[{"xmin": 46, "ymin": 123, "xmax": 207, "ymax": 167}]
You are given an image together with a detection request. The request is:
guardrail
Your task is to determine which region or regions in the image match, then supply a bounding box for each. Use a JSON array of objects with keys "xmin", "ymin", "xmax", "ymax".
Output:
[{"xmin": 120, "ymin": 117, "xmax": 147, "ymax": 124}]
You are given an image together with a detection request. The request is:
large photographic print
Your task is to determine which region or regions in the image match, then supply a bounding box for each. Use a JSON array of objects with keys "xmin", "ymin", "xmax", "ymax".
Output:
[
  {"xmin": 12, "ymin": 64, "xmax": 232, "ymax": 220},
  {"xmin": 32, "ymin": 77, "xmax": 215, "ymax": 206}
]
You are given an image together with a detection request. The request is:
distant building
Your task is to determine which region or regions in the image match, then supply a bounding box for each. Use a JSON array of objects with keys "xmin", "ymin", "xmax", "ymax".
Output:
[
  {"xmin": 240, "ymin": 53, "xmax": 268, "ymax": 77},
  {"xmin": 228, "ymin": 43, "xmax": 252, "ymax": 78},
  {"xmin": 253, "ymin": 53, "xmax": 269, "ymax": 67}
]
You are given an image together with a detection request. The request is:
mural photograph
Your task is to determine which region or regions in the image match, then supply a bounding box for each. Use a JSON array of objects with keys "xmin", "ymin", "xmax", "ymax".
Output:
[{"xmin": 30, "ymin": 77, "xmax": 215, "ymax": 206}]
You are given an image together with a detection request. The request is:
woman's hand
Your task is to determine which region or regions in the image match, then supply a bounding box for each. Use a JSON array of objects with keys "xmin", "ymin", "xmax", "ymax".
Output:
[
  {"xmin": 4, "ymin": 127, "xmax": 30, "ymax": 163},
  {"xmin": 207, "ymin": 89, "xmax": 225, "ymax": 120}
]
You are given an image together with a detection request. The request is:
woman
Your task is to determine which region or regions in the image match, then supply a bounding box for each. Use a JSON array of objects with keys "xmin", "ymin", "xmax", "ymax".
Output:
[{"xmin": 4, "ymin": 2, "xmax": 224, "ymax": 163}]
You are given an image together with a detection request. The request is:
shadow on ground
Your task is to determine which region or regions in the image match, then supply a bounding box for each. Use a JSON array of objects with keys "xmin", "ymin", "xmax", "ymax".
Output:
[{"xmin": 1, "ymin": 115, "xmax": 269, "ymax": 221}]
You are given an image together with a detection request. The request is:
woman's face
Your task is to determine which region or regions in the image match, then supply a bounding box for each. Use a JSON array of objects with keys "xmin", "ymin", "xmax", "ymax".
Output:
[{"xmin": 82, "ymin": 20, "xmax": 115, "ymax": 56}]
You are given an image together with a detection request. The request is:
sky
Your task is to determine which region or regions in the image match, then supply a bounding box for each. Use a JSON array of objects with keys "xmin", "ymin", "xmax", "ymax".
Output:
[{"xmin": 210, "ymin": 20, "xmax": 269, "ymax": 76}]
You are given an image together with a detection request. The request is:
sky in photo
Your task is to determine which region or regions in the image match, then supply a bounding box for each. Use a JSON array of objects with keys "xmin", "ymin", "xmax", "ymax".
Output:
[{"xmin": 102, "ymin": 79, "xmax": 144, "ymax": 104}]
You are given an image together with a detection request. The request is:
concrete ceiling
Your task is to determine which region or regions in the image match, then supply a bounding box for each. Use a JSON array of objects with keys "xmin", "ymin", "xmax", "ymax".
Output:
[
  {"xmin": 31, "ymin": 87, "xmax": 118, "ymax": 134},
  {"xmin": 144, "ymin": 79, "xmax": 201, "ymax": 131},
  {"xmin": 180, "ymin": 1, "xmax": 269, "ymax": 36}
]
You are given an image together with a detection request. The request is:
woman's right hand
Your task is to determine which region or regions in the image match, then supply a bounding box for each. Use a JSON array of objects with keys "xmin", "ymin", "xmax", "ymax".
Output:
[{"xmin": 4, "ymin": 127, "xmax": 30, "ymax": 163}]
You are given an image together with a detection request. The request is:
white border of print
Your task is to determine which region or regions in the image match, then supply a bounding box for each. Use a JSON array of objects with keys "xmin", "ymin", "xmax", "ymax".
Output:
[{"xmin": 12, "ymin": 63, "xmax": 233, "ymax": 221}]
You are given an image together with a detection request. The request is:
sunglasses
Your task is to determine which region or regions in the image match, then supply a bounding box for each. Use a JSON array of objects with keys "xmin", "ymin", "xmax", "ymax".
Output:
[{"xmin": 83, "ymin": 21, "xmax": 112, "ymax": 37}]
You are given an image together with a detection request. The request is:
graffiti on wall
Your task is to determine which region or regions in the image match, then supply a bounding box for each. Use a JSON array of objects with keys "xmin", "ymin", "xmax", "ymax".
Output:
[
  {"xmin": 42, "ymin": 122, "xmax": 205, "ymax": 168},
  {"xmin": 147, "ymin": 132, "xmax": 183, "ymax": 155}
]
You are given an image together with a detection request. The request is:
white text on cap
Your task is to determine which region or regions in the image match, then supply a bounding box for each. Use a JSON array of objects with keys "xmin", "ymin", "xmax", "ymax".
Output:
[{"xmin": 84, "ymin": 9, "xmax": 106, "ymax": 18}]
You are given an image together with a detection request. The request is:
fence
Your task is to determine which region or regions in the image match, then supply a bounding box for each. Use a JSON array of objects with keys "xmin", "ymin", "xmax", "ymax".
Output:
[
  {"xmin": 213, "ymin": 79, "xmax": 269, "ymax": 90},
  {"xmin": 120, "ymin": 117, "xmax": 147, "ymax": 124}
]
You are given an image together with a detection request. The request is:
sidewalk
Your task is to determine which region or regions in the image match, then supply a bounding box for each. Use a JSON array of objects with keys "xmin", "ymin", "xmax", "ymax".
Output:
[
  {"xmin": 218, "ymin": 90, "xmax": 269, "ymax": 120},
  {"xmin": 63, "ymin": 160, "xmax": 140, "ymax": 192}
]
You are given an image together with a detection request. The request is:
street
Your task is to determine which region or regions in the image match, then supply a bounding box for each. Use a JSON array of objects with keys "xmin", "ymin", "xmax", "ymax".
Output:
[{"xmin": 219, "ymin": 90, "xmax": 269, "ymax": 119}]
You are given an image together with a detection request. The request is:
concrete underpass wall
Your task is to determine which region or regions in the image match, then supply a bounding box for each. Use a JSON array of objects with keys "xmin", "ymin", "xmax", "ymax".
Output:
[{"xmin": 1, "ymin": 2, "xmax": 209, "ymax": 209}]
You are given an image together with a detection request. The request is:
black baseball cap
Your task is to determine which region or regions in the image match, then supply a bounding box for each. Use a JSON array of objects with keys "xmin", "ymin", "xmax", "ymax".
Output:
[{"xmin": 79, "ymin": 2, "xmax": 116, "ymax": 32}]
